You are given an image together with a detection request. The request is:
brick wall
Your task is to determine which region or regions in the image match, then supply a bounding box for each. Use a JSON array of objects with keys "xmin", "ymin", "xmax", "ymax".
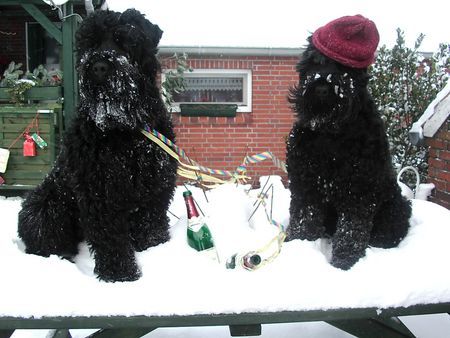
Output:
[
  {"xmin": 426, "ymin": 118, "xmax": 450, "ymax": 209},
  {"xmin": 163, "ymin": 54, "xmax": 299, "ymax": 187}
]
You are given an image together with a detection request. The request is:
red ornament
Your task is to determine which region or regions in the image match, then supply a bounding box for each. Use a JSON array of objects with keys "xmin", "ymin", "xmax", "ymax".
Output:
[{"xmin": 23, "ymin": 134, "xmax": 36, "ymax": 157}]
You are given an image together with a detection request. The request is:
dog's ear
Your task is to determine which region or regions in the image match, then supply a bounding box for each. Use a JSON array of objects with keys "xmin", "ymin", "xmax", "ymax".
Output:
[
  {"xmin": 148, "ymin": 24, "xmax": 163, "ymax": 49},
  {"xmin": 119, "ymin": 8, "xmax": 163, "ymax": 49}
]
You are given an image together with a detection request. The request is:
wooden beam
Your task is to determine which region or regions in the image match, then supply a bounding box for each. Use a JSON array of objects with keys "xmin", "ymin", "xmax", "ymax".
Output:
[
  {"xmin": 51, "ymin": 329, "xmax": 73, "ymax": 338},
  {"xmin": 229, "ymin": 324, "xmax": 262, "ymax": 336},
  {"xmin": 327, "ymin": 317, "xmax": 416, "ymax": 338},
  {"xmin": 21, "ymin": 3, "xmax": 62, "ymax": 44},
  {"xmin": 0, "ymin": 329, "xmax": 14, "ymax": 338},
  {"xmin": 0, "ymin": 303, "xmax": 449, "ymax": 331},
  {"xmin": 86, "ymin": 328, "xmax": 156, "ymax": 338},
  {"xmin": 0, "ymin": 0, "xmax": 45, "ymax": 4},
  {"xmin": 61, "ymin": 1, "xmax": 79, "ymax": 127}
]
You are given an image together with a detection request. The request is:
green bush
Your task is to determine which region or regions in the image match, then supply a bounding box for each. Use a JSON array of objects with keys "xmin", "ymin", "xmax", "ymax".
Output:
[{"xmin": 369, "ymin": 29, "xmax": 449, "ymax": 186}]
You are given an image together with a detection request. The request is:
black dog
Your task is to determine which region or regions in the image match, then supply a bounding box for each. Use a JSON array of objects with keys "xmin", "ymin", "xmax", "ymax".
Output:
[
  {"xmin": 286, "ymin": 15, "xmax": 411, "ymax": 270},
  {"xmin": 18, "ymin": 9, "xmax": 178, "ymax": 282}
]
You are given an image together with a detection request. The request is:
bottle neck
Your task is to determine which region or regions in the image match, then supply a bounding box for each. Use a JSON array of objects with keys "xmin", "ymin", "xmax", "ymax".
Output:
[{"xmin": 184, "ymin": 196, "xmax": 200, "ymax": 218}]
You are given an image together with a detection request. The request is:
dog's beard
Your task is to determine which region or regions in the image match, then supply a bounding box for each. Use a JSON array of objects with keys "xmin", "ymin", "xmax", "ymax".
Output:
[
  {"xmin": 78, "ymin": 51, "xmax": 146, "ymax": 131},
  {"xmin": 298, "ymin": 72, "xmax": 356, "ymax": 132}
]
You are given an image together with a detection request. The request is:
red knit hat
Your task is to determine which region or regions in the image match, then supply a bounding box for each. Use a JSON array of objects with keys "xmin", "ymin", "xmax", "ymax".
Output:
[{"xmin": 312, "ymin": 14, "xmax": 380, "ymax": 68}]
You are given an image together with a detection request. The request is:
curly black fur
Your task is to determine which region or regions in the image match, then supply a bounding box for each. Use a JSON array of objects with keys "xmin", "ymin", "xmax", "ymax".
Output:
[
  {"xmin": 18, "ymin": 9, "xmax": 177, "ymax": 282},
  {"xmin": 286, "ymin": 37, "xmax": 411, "ymax": 270}
]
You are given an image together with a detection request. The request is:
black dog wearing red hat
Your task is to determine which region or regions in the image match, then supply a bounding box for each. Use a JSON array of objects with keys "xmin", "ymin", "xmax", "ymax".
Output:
[{"xmin": 286, "ymin": 15, "xmax": 411, "ymax": 270}]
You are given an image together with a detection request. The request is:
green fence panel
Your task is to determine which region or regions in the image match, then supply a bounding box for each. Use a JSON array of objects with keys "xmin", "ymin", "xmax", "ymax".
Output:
[{"xmin": 0, "ymin": 104, "xmax": 61, "ymax": 190}]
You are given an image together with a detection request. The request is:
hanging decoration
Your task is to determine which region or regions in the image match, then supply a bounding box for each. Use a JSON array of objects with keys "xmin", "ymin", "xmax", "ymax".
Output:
[
  {"xmin": 4, "ymin": 111, "xmax": 48, "ymax": 165},
  {"xmin": 31, "ymin": 133, "xmax": 48, "ymax": 149},
  {"xmin": 0, "ymin": 148, "xmax": 10, "ymax": 173},
  {"xmin": 23, "ymin": 133, "xmax": 37, "ymax": 157}
]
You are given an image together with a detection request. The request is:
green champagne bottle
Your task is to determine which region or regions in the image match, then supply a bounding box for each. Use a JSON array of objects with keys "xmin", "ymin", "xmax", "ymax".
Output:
[{"xmin": 183, "ymin": 190, "xmax": 218, "ymax": 260}]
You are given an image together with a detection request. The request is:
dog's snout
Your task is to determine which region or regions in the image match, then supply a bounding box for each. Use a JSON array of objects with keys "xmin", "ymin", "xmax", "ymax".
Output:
[
  {"xmin": 314, "ymin": 84, "xmax": 329, "ymax": 99},
  {"xmin": 91, "ymin": 60, "xmax": 111, "ymax": 84}
]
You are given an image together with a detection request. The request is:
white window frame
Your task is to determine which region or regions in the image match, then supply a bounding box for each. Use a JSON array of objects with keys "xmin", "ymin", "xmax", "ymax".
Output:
[{"xmin": 162, "ymin": 69, "xmax": 252, "ymax": 113}]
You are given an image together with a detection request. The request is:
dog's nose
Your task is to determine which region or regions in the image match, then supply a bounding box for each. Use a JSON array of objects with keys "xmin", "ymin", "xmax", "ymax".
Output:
[
  {"xmin": 91, "ymin": 60, "xmax": 111, "ymax": 84},
  {"xmin": 314, "ymin": 84, "xmax": 329, "ymax": 99}
]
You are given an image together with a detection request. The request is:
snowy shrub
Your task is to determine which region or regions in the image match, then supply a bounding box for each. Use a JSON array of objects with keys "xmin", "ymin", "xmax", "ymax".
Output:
[{"xmin": 369, "ymin": 29, "xmax": 449, "ymax": 186}]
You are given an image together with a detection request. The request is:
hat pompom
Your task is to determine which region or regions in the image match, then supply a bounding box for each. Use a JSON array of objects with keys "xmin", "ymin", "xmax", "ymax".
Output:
[{"xmin": 312, "ymin": 14, "xmax": 380, "ymax": 68}]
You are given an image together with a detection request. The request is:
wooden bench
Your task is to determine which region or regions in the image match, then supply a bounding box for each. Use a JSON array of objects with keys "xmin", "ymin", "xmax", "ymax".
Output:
[{"xmin": 1, "ymin": 302, "xmax": 449, "ymax": 338}]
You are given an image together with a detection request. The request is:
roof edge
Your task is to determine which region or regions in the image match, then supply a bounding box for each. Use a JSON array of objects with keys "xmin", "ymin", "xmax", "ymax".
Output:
[
  {"xmin": 158, "ymin": 45, "xmax": 304, "ymax": 57},
  {"xmin": 409, "ymin": 81, "xmax": 450, "ymax": 144}
]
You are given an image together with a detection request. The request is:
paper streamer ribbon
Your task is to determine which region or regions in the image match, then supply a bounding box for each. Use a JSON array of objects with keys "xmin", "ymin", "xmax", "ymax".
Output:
[{"xmin": 142, "ymin": 126, "xmax": 287, "ymax": 187}]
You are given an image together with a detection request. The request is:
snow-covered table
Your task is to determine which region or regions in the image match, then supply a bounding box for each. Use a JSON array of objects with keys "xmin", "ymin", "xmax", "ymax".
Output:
[{"xmin": 1, "ymin": 182, "xmax": 450, "ymax": 338}]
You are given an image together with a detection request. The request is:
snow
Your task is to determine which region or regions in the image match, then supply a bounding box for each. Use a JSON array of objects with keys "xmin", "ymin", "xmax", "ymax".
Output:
[
  {"xmin": 413, "ymin": 81, "xmax": 450, "ymax": 128},
  {"xmin": 1, "ymin": 176, "xmax": 450, "ymax": 322}
]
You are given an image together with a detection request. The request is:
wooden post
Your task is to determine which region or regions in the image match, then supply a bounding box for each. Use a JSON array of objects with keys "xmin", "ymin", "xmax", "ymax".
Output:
[{"xmin": 61, "ymin": 1, "xmax": 80, "ymax": 128}]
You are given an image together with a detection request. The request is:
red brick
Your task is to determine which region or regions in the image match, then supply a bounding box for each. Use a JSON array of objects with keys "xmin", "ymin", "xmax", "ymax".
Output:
[
  {"xmin": 436, "ymin": 170, "xmax": 450, "ymax": 182},
  {"xmin": 440, "ymin": 151, "xmax": 450, "ymax": 161},
  {"xmin": 429, "ymin": 148, "xmax": 439, "ymax": 158},
  {"xmin": 166, "ymin": 55, "xmax": 298, "ymax": 182},
  {"xmin": 429, "ymin": 158, "xmax": 446, "ymax": 169},
  {"xmin": 428, "ymin": 178, "xmax": 447, "ymax": 191},
  {"xmin": 427, "ymin": 139, "xmax": 446, "ymax": 150}
]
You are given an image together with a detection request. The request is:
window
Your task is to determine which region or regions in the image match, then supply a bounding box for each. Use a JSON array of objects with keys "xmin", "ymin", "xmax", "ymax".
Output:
[
  {"xmin": 164, "ymin": 69, "xmax": 252, "ymax": 112},
  {"xmin": 26, "ymin": 22, "xmax": 61, "ymax": 72}
]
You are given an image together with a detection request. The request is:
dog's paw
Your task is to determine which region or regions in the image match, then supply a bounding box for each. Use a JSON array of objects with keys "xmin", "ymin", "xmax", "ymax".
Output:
[
  {"xmin": 96, "ymin": 265, "xmax": 142, "ymax": 283},
  {"xmin": 330, "ymin": 253, "xmax": 361, "ymax": 270},
  {"xmin": 286, "ymin": 220, "xmax": 325, "ymax": 242},
  {"xmin": 94, "ymin": 254, "xmax": 142, "ymax": 282}
]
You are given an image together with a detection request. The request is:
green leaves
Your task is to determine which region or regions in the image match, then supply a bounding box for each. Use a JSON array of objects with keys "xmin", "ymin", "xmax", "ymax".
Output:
[
  {"xmin": 160, "ymin": 52, "xmax": 192, "ymax": 111},
  {"xmin": 369, "ymin": 29, "xmax": 449, "ymax": 186}
]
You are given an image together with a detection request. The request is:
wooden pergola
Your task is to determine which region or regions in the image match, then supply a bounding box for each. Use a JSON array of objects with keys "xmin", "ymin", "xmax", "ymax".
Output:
[{"xmin": 0, "ymin": 0, "xmax": 102, "ymax": 125}]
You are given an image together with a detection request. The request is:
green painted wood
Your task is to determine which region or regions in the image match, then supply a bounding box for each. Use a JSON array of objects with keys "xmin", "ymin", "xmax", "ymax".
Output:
[
  {"xmin": 0, "ymin": 0, "xmax": 101, "ymax": 5},
  {"xmin": 327, "ymin": 317, "xmax": 415, "ymax": 338},
  {"xmin": 86, "ymin": 328, "xmax": 156, "ymax": 338},
  {"xmin": 1, "ymin": 303, "xmax": 449, "ymax": 330},
  {"xmin": 0, "ymin": 185, "xmax": 35, "ymax": 190},
  {"xmin": 4, "ymin": 171, "xmax": 48, "ymax": 179},
  {"xmin": 0, "ymin": 329, "xmax": 14, "ymax": 338},
  {"xmin": 0, "ymin": 107, "xmax": 57, "ymax": 188},
  {"xmin": 229, "ymin": 324, "xmax": 262, "ymax": 336},
  {"xmin": 0, "ymin": 89, "xmax": 10, "ymax": 101},
  {"xmin": 25, "ymin": 87, "xmax": 62, "ymax": 101},
  {"xmin": 0, "ymin": 0, "xmax": 52, "ymax": 4},
  {"xmin": 0, "ymin": 87, "xmax": 62, "ymax": 102},
  {"xmin": 2, "ymin": 157, "xmax": 50, "ymax": 165},
  {"xmin": 0, "ymin": 126, "xmax": 52, "ymax": 133},
  {"xmin": 21, "ymin": 4, "xmax": 62, "ymax": 44},
  {"xmin": 0, "ymin": 104, "xmax": 61, "ymax": 113},
  {"xmin": 180, "ymin": 104, "xmax": 238, "ymax": 117},
  {"xmin": 51, "ymin": 329, "xmax": 72, "ymax": 338},
  {"xmin": 61, "ymin": 2, "xmax": 79, "ymax": 128}
]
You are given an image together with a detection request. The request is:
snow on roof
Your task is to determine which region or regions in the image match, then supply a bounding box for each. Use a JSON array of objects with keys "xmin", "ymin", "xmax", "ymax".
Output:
[
  {"xmin": 423, "ymin": 82, "xmax": 450, "ymax": 138},
  {"xmin": 409, "ymin": 82, "xmax": 450, "ymax": 144}
]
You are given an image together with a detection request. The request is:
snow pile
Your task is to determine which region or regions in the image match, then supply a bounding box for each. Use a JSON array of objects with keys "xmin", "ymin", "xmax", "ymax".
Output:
[{"xmin": 1, "ymin": 176, "xmax": 450, "ymax": 318}]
